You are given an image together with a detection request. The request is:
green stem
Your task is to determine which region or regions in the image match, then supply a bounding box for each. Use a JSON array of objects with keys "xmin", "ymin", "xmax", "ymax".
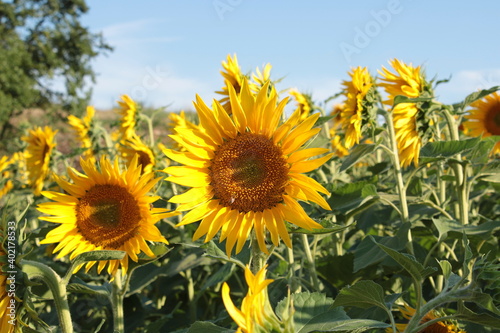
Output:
[
  {"xmin": 442, "ymin": 108, "xmax": 469, "ymax": 225},
  {"xmin": 384, "ymin": 112, "xmax": 410, "ymax": 223},
  {"xmin": 300, "ymin": 234, "xmax": 320, "ymax": 291},
  {"xmin": 111, "ymin": 271, "xmax": 125, "ymax": 333},
  {"xmin": 21, "ymin": 260, "xmax": 73, "ymax": 333},
  {"xmin": 250, "ymin": 231, "xmax": 267, "ymax": 274}
]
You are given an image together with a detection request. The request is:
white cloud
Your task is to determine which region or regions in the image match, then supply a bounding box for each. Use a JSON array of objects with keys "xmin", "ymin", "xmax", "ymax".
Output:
[{"xmin": 436, "ymin": 68, "xmax": 500, "ymax": 104}]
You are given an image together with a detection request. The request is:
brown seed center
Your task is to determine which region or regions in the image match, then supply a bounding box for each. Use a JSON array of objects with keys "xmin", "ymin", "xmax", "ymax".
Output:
[
  {"xmin": 76, "ymin": 184, "xmax": 141, "ymax": 248},
  {"xmin": 210, "ymin": 133, "xmax": 288, "ymax": 213}
]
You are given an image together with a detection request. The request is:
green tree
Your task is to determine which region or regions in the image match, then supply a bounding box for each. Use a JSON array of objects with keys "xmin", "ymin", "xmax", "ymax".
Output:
[{"xmin": 0, "ymin": 0, "xmax": 112, "ymax": 142}]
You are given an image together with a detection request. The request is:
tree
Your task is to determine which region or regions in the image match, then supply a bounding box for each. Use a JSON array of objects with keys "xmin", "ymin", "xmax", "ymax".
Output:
[{"xmin": 0, "ymin": 0, "xmax": 112, "ymax": 141}]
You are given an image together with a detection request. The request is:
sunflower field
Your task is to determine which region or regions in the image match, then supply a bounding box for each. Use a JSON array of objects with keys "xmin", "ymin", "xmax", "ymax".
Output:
[{"xmin": 1, "ymin": 55, "xmax": 500, "ymax": 333}]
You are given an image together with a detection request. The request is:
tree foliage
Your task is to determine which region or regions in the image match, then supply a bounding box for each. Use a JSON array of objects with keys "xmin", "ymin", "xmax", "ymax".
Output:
[{"xmin": 0, "ymin": 0, "xmax": 111, "ymax": 141}]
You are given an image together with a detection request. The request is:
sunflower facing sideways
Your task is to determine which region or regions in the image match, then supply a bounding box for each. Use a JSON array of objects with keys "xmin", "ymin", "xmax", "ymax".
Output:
[
  {"xmin": 379, "ymin": 59, "xmax": 433, "ymax": 168},
  {"xmin": 68, "ymin": 105, "xmax": 96, "ymax": 162},
  {"xmin": 163, "ymin": 77, "xmax": 332, "ymax": 256},
  {"xmin": 216, "ymin": 54, "xmax": 245, "ymax": 114},
  {"xmin": 22, "ymin": 126, "xmax": 57, "ymax": 196},
  {"xmin": 462, "ymin": 91, "xmax": 500, "ymax": 155},
  {"xmin": 37, "ymin": 155, "xmax": 178, "ymax": 276}
]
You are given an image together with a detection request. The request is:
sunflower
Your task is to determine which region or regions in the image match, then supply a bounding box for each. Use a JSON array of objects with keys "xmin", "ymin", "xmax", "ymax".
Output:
[
  {"xmin": 37, "ymin": 155, "xmax": 178, "ymax": 276},
  {"xmin": 119, "ymin": 135, "xmax": 156, "ymax": 174},
  {"xmin": 164, "ymin": 78, "xmax": 331, "ymax": 256},
  {"xmin": 222, "ymin": 265, "xmax": 281, "ymax": 333},
  {"xmin": 463, "ymin": 91, "xmax": 500, "ymax": 155},
  {"xmin": 389, "ymin": 304, "xmax": 466, "ymax": 333},
  {"xmin": 378, "ymin": 59, "xmax": 430, "ymax": 168},
  {"xmin": 22, "ymin": 126, "xmax": 57, "ymax": 196},
  {"xmin": 0, "ymin": 222, "xmax": 16, "ymax": 332},
  {"xmin": 250, "ymin": 63, "xmax": 272, "ymax": 94},
  {"xmin": 68, "ymin": 105, "xmax": 96, "ymax": 162},
  {"xmin": 339, "ymin": 67, "xmax": 375, "ymax": 149},
  {"xmin": 289, "ymin": 89, "xmax": 313, "ymax": 122},
  {"xmin": 216, "ymin": 54, "xmax": 245, "ymax": 114},
  {"xmin": 115, "ymin": 95, "xmax": 138, "ymax": 140},
  {"xmin": 0, "ymin": 156, "xmax": 14, "ymax": 198}
]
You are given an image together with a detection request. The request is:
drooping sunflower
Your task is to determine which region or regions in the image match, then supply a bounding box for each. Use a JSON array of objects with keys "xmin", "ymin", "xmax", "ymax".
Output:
[
  {"xmin": 289, "ymin": 88, "xmax": 313, "ymax": 122},
  {"xmin": 222, "ymin": 265, "xmax": 281, "ymax": 333},
  {"xmin": 68, "ymin": 105, "xmax": 96, "ymax": 162},
  {"xmin": 216, "ymin": 54, "xmax": 245, "ymax": 114},
  {"xmin": 340, "ymin": 66, "xmax": 376, "ymax": 149},
  {"xmin": 329, "ymin": 104, "xmax": 350, "ymax": 158},
  {"xmin": 0, "ymin": 156, "xmax": 14, "ymax": 198},
  {"xmin": 115, "ymin": 95, "xmax": 138, "ymax": 140},
  {"xmin": 0, "ymin": 222, "xmax": 16, "ymax": 332},
  {"xmin": 389, "ymin": 304, "xmax": 466, "ymax": 333},
  {"xmin": 462, "ymin": 91, "xmax": 500, "ymax": 155},
  {"xmin": 119, "ymin": 135, "xmax": 156, "ymax": 174},
  {"xmin": 164, "ymin": 78, "xmax": 331, "ymax": 256},
  {"xmin": 378, "ymin": 59, "xmax": 432, "ymax": 168},
  {"xmin": 22, "ymin": 126, "xmax": 57, "ymax": 196},
  {"xmin": 37, "ymin": 155, "xmax": 177, "ymax": 276}
]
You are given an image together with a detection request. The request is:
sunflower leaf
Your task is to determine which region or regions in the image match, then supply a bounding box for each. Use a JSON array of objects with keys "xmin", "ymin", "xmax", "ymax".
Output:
[
  {"xmin": 392, "ymin": 95, "xmax": 433, "ymax": 106},
  {"xmin": 63, "ymin": 250, "xmax": 126, "ymax": 284},
  {"xmin": 67, "ymin": 276, "xmax": 111, "ymax": 297},
  {"xmin": 314, "ymin": 116, "xmax": 334, "ymax": 128},
  {"xmin": 340, "ymin": 143, "xmax": 377, "ymax": 172},
  {"xmin": 185, "ymin": 321, "xmax": 234, "ymax": 333},
  {"xmin": 332, "ymin": 280, "xmax": 388, "ymax": 311},
  {"xmin": 419, "ymin": 137, "xmax": 481, "ymax": 163},
  {"xmin": 374, "ymin": 238, "xmax": 437, "ymax": 283},
  {"xmin": 452, "ymin": 85, "xmax": 500, "ymax": 112},
  {"xmin": 275, "ymin": 292, "xmax": 387, "ymax": 333}
]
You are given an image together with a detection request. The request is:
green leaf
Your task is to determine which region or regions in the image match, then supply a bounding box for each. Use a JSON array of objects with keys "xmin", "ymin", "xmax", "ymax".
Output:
[
  {"xmin": 276, "ymin": 292, "xmax": 350, "ymax": 333},
  {"xmin": 332, "ymin": 280, "xmax": 388, "ymax": 312},
  {"xmin": 328, "ymin": 182, "xmax": 379, "ymax": 215},
  {"xmin": 457, "ymin": 302, "xmax": 500, "ymax": 328},
  {"xmin": 309, "ymin": 319, "xmax": 390, "ymax": 332},
  {"xmin": 453, "ymin": 86, "xmax": 500, "ymax": 111},
  {"xmin": 64, "ymin": 250, "xmax": 126, "ymax": 284},
  {"xmin": 201, "ymin": 241, "xmax": 250, "ymax": 269},
  {"xmin": 420, "ymin": 137, "xmax": 481, "ymax": 163},
  {"xmin": 340, "ymin": 144, "xmax": 377, "ymax": 172},
  {"xmin": 374, "ymin": 238, "xmax": 437, "ymax": 282},
  {"xmin": 393, "ymin": 95, "xmax": 433, "ymax": 106},
  {"xmin": 186, "ymin": 321, "xmax": 234, "ymax": 333},
  {"xmin": 289, "ymin": 220, "xmax": 354, "ymax": 235},
  {"xmin": 128, "ymin": 243, "xmax": 171, "ymax": 272},
  {"xmin": 315, "ymin": 116, "xmax": 334, "ymax": 128},
  {"xmin": 438, "ymin": 260, "xmax": 461, "ymax": 290},
  {"xmin": 200, "ymin": 262, "xmax": 234, "ymax": 292},
  {"xmin": 66, "ymin": 276, "xmax": 111, "ymax": 297}
]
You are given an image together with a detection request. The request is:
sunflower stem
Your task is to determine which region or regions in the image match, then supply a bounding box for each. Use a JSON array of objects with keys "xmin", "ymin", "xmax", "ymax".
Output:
[
  {"xmin": 111, "ymin": 270, "xmax": 125, "ymax": 333},
  {"xmin": 442, "ymin": 108, "xmax": 469, "ymax": 225},
  {"xmin": 383, "ymin": 111, "xmax": 413, "ymax": 255},
  {"xmin": 300, "ymin": 234, "xmax": 320, "ymax": 291},
  {"xmin": 21, "ymin": 259, "xmax": 74, "ymax": 333},
  {"xmin": 250, "ymin": 231, "xmax": 266, "ymax": 275}
]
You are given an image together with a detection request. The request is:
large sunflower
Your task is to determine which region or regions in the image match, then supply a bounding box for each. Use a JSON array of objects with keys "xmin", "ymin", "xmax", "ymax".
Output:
[
  {"xmin": 463, "ymin": 91, "xmax": 500, "ymax": 155},
  {"xmin": 164, "ymin": 78, "xmax": 332, "ymax": 256},
  {"xmin": 68, "ymin": 105, "xmax": 95, "ymax": 162},
  {"xmin": 22, "ymin": 126, "xmax": 57, "ymax": 196},
  {"xmin": 389, "ymin": 304, "xmax": 466, "ymax": 333},
  {"xmin": 119, "ymin": 135, "xmax": 156, "ymax": 174},
  {"xmin": 216, "ymin": 54, "xmax": 245, "ymax": 114},
  {"xmin": 340, "ymin": 67, "xmax": 375, "ymax": 149},
  {"xmin": 378, "ymin": 59, "xmax": 427, "ymax": 168},
  {"xmin": 222, "ymin": 265, "xmax": 281, "ymax": 333},
  {"xmin": 37, "ymin": 155, "xmax": 177, "ymax": 276},
  {"xmin": 115, "ymin": 95, "xmax": 138, "ymax": 140}
]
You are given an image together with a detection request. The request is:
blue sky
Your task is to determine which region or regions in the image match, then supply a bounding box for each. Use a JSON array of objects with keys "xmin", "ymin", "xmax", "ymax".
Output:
[{"xmin": 82, "ymin": 0, "xmax": 500, "ymax": 111}]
